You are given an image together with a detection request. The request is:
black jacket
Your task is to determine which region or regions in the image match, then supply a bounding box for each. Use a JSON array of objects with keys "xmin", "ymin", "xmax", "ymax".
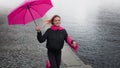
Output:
[{"xmin": 37, "ymin": 28, "xmax": 68, "ymax": 51}]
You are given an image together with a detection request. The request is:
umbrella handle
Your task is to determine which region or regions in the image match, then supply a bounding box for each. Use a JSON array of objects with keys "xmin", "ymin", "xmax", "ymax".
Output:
[{"xmin": 27, "ymin": 6, "xmax": 37, "ymax": 26}]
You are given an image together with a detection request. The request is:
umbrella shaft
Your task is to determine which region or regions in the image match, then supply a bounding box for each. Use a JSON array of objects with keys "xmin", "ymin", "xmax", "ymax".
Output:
[{"xmin": 27, "ymin": 6, "xmax": 37, "ymax": 26}]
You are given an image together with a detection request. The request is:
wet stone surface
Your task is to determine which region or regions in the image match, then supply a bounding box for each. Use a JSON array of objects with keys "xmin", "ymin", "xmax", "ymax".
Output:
[{"xmin": 0, "ymin": 22, "xmax": 48, "ymax": 68}]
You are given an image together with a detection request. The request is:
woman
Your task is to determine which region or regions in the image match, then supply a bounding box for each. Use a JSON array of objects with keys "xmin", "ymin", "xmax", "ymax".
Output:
[{"xmin": 36, "ymin": 15, "xmax": 78, "ymax": 68}]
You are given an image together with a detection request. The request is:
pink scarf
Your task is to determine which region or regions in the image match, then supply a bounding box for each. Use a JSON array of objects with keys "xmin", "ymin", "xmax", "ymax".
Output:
[{"xmin": 50, "ymin": 25, "xmax": 64, "ymax": 30}]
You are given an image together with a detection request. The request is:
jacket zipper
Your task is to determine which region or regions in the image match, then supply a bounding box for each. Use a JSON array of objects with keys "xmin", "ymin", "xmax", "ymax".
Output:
[{"xmin": 56, "ymin": 30, "xmax": 60, "ymax": 45}]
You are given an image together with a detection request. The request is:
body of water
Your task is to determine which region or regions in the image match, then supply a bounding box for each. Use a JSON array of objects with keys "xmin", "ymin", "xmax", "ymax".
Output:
[{"xmin": 63, "ymin": 6, "xmax": 120, "ymax": 68}]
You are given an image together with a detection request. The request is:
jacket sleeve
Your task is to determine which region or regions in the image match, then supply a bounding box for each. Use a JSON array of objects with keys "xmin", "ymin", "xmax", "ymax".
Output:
[
  {"xmin": 37, "ymin": 29, "xmax": 49, "ymax": 43},
  {"xmin": 64, "ymin": 30, "xmax": 78, "ymax": 51}
]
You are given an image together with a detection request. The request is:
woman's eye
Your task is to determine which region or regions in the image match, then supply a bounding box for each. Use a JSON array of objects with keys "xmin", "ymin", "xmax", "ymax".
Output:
[
  {"xmin": 57, "ymin": 20, "xmax": 60, "ymax": 21},
  {"xmin": 54, "ymin": 20, "xmax": 60, "ymax": 22}
]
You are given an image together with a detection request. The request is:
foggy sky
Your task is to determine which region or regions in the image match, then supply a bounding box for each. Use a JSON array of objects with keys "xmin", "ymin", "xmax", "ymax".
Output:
[{"xmin": 0, "ymin": 0, "xmax": 120, "ymax": 21}]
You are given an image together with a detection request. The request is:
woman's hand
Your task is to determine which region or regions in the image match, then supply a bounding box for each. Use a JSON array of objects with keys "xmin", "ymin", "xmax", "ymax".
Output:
[
  {"xmin": 71, "ymin": 41, "xmax": 78, "ymax": 51},
  {"xmin": 35, "ymin": 26, "xmax": 40, "ymax": 32},
  {"xmin": 72, "ymin": 41, "xmax": 78, "ymax": 47}
]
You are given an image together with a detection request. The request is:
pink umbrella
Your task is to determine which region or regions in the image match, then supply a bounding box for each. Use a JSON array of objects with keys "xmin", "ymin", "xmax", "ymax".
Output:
[{"xmin": 8, "ymin": 0, "xmax": 53, "ymax": 26}]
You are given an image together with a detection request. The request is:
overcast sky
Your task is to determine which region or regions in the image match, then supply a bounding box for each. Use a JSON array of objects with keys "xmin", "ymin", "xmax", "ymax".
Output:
[{"xmin": 0, "ymin": 0, "xmax": 120, "ymax": 20}]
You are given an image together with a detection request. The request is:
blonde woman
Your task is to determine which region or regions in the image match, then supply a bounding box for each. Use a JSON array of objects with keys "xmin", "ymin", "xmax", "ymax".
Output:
[{"xmin": 36, "ymin": 15, "xmax": 78, "ymax": 68}]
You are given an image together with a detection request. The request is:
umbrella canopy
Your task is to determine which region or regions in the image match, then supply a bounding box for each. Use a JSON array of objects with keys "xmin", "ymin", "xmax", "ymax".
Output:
[{"xmin": 8, "ymin": 0, "xmax": 53, "ymax": 26}]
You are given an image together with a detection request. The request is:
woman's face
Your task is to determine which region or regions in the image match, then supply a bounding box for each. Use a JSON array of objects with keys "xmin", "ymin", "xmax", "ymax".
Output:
[{"xmin": 53, "ymin": 17, "xmax": 61, "ymax": 26}]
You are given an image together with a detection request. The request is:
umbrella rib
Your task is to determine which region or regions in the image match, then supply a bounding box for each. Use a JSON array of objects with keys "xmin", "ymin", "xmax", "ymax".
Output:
[
  {"xmin": 12, "ymin": 7, "xmax": 24, "ymax": 16},
  {"xmin": 30, "ymin": 6, "xmax": 42, "ymax": 17},
  {"xmin": 30, "ymin": 3, "xmax": 52, "ymax": 9},
  {"xmin": 29, "ymin": 0, "xmax": 52, "ymax": 7},
  {"xmin": 31, "ymin": 3, "xmax": 52, "ymax": 6},
  {"xmin": 23, "ymin": 8, "xmax": 27, "ymax": 25},
  {"xmin": 10, "ymin": 7, "xmax": 25, "ymax": 24}
]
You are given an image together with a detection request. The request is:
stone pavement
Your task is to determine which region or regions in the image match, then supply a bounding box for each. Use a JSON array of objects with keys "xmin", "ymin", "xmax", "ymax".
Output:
[
  {"xmin": 62, "ymin": 44, "xmax": 93, "ymax": 68},
  {"xmin": 0, "ymin": 21, "xmax": 48, "ymax": 68}
]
